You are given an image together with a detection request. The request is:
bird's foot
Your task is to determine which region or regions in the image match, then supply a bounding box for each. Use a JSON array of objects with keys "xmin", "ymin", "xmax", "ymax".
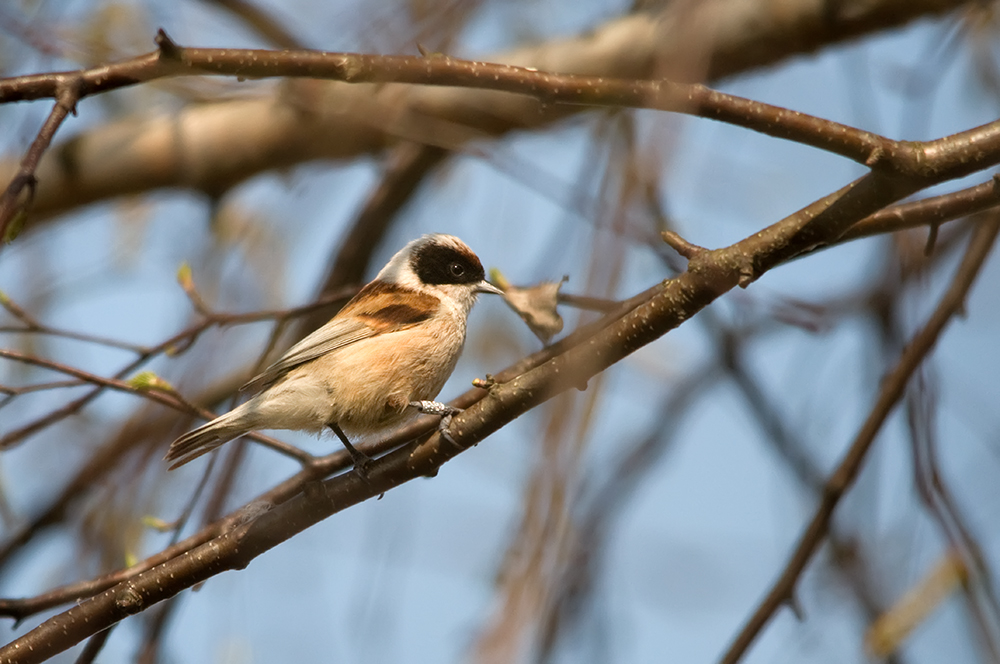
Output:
[
  {"xmin": 409, "ymin": 400, "xmax": 463, "ymax": 449},
  {"xmin": 328, "ymin": 422, "xmax": 373, "ymax": 484},
  {"xmin": 347, "ymin": 446, "xmax": 374, "ymax": 483}
]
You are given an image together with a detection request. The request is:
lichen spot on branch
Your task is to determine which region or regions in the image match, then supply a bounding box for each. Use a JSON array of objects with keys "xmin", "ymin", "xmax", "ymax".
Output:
[{"xmin": 338, "ymin": 55, "xmax": 365, "ymax": 82}]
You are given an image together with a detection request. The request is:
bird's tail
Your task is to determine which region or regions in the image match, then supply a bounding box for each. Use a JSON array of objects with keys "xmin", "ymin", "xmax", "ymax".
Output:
[{"xmin": 164, "ymin": 404, "xmax": 255, "ymax": 470}]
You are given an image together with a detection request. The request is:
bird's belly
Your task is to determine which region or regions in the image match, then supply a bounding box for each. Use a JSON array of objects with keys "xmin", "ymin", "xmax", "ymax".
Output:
[{"xmin": 275, "ymin": 324, "xmax": 464, "ymax": 436}]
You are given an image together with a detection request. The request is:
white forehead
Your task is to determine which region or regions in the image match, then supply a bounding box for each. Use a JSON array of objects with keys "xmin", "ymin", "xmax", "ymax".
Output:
[{"xmin": 376, "ymin": 233, "xmax": 473, "ymax": 287}]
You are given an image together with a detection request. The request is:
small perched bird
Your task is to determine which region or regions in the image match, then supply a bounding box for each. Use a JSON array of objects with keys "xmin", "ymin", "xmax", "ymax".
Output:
[{"xmin": 165, "ymin": 234, "xmax": 502, "ymax": 475}]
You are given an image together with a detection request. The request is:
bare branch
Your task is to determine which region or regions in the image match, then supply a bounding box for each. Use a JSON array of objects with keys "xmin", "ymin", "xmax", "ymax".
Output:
[
  {"xmin": 720, "ymin": 215, "xmax": 1000, "ymax": 664},
  {"xmin": 6, "ymin": 35, "xmax": 998, "ymax": 181},
  {"xmin": 837, "ymin": 175, "xmax": 1000, "ymax": 245},
  {"xmin": 0, "ymin": 1, "xmax": 978, "ymax": 221},
  {"xmin": 0, "ymin": 76, "xmax": 81, "ymax": 242},
  {"xmin": 0, "ymin": 286, "xmax": 357, "ymax": 450}
]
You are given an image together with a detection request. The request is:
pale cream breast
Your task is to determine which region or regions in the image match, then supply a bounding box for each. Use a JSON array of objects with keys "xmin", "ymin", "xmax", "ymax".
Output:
[{"xmin": 272, "ymin": 311, "xmax": 467, "ymax": 436}]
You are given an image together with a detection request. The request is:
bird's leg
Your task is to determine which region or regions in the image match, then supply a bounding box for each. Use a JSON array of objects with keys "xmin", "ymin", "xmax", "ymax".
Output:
[
  {"xmin": 328, "ymin": 422, "xmax": 372, "ymax": 481},
  {"xmin": 409, "ymin": 400, "xmax": 463, "ymax": 449}
]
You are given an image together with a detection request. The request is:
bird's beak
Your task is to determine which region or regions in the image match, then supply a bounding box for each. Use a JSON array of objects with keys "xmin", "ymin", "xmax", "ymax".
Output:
[{"xmin": 476, "ymin": 280, "xmax": 504, "ymax": 296}]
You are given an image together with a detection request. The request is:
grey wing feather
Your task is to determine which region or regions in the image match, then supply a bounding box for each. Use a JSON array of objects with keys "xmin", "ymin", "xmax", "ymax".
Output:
[{"xmin": 241, "ymin": 317, "xmax": 375, "ymax": 393}]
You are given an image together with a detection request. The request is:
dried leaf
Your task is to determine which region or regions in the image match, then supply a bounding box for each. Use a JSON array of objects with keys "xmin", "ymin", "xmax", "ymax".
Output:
[{"xmin": 491, "ymin": 269, "xmax": 566, "ymax": 344}]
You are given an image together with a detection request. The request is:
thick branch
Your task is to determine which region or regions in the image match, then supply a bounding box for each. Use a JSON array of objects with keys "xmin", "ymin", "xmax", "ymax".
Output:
[
  {"xmin": 4, "ymin": 33, "xmax": 993, "ymax": 180},
  {"xmin": 0, "ymin": 0, "xmax": 975, "ymax": 219}
]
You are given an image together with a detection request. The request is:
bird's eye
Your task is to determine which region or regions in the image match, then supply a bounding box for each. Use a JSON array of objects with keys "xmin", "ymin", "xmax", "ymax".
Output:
[{"xmin": 449, "ymin": 262, "xmax": 465, "ymax": 278}]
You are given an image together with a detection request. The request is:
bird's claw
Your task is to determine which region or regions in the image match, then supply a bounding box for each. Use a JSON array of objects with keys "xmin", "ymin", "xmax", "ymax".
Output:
[
  {"xmin": 343, "ymin": 446, "xmax": 374, "ymax": 484},
  {"xmin": 437, "ymin": 412, "xmax": 461, "ymax": 449},
  {"xmin": 351, "ymin": 455, "xmax": 373, "ymax": 484},
  {"xmin": 409, "ymin": 400, "xmax": 462, "ymax": 417},
  {"xmin": 409, "ymin": 400, "xmax": 463, "ymax": 450}
]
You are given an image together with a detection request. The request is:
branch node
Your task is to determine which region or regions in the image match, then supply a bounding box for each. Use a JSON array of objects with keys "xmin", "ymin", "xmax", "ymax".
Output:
[
  {"xmin": 661, "ymin": 230, "xmax": 705, "ymax": 260},
  {"xmin": 924, "ymin": 221, "xmax": 940, "ymax": 256},
  {"xmin": 115, "ymin": 585, "xmax": 143, "ymax": 614},
  {"xmin": 737, "ymin": 256, "xmax": 757, "ymax": 289},
  {"xmin": 14, "ymin": 173, "xmax": 37, "ymax": 199},
  {"xmin": 155, "ymin": 29, "xmax": 181, "ymax": 60},
  {"xmin": 54, "ymin": 76, "xmax": 84, "ymax": 116},
  {"xmin": 472, "ymin": 374, "xmax": 496, "ymax": 390},
  {"xmin": 865, "ymin": 147, "xmax": 885, "ymax": 167},
  {"xmin": 785, "ymin": 590, "xmax": 806, "ymax": 622}
]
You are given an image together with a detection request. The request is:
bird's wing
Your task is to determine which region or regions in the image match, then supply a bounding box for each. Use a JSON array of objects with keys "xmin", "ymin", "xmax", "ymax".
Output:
[
  {"xmin": 241, "ymin": 318, "xmax": 374, "ymax": 393},
  {"xmin": 241, "ymin": 282, "xmax": 439, "ymax": 393}
]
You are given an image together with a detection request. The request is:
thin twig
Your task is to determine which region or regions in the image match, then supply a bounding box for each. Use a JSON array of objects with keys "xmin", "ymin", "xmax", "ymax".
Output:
[
  {"xmin": 0, "ymin": 290, "xmax": 150, "ymax": 353},
  {"xmin": 0, "ymin": 286, "xmax": 357, "ymax": 449},
  {"xmin": 837, "ymin": 174, "xmax": 1000, "ymax": 245},
  {"xmin": 536, "ymin": 367, "xmax": 720, "ymax": 659},
  {"xmin": 73, "ymin": 626, "xmax": 114, "ymax": 664},
  {"xmin": 906, "ymin": 373, "xmax": 1000, "ymax": 660},
  {"xmin": 556, "ymin": 292, "xmax": 619, "ymax": 313},
  {"xmin": 0, "ymin": 76, "xmax": 82, "ymax": 243},
  {"xmin": 0, "ymin": 349, "xmax": 311, "ymax": 464}
]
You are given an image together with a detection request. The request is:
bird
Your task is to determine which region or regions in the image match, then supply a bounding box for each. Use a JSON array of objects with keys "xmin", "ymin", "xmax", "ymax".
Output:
[{"xmin": 164, "ymin": 233, "xmax": 503, "ymax": 476}]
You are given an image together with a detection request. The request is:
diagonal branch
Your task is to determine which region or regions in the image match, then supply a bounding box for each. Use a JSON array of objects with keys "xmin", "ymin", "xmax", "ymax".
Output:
[
  {"xmin": 719, "ymin": 215, "xmax": 1000, "ymax": 664},
  {"xmin": 0, "ymin": 76, "xmax": 81, "ymax": 242},
  {"xmin": 834, "ymin": 174, "xmax": 1000, "ymax": 246}
]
